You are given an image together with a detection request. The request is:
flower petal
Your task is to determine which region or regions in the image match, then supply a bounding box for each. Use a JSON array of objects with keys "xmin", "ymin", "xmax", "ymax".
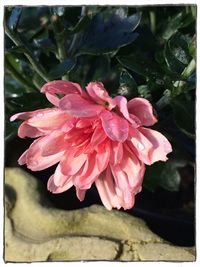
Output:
[
  {"xmin": 90, "ymin": 127, "xmax": 107, "ymax": 147},
  {"xmin": 110, "ymin": 141, "xmax": 123, "ymax": 165},
  {"xmin": 120, "ymin": 149, "xmax": 144, "ymax": 189},
  {"xmin": 76, "ymin": 188, "xmax": 86, "ymax": 201},
  {"xmin": 100, "ymin": 110, "xmax": 129, "ymax": 142},
  {"xmin": 110, "ymin": 164, "xmax": 129, "ymax": 192},
  {"xmin": 27, "ymin": 109, "xmax": 70, "ymax": 131},
  {"xmin": 73, "ymin": 153, "xmax": 100, "ymax": 190},
  {"xmin": 10, "ymin": 108, "xmax": 53, "ymax": 122},
  {"xmin": 86, "ymin": 82, "xmax": 116, "ymax": 109},
  {"xmin": 126, "ymin": 127, "xmax": 154, "ymax": 165},
  {"xmin": 114, "ymin": 95, "xmax": 141, "ymax": 128},
  {"xmin": 128, "ymin": 98, "xmax": 157, "ymax": 126},
  {"xmin": 24, "ymin": 137, "xmax": 64, "ymax": 171},
  {"xmin": 139, "ymin": 127, "xmax": 172, "ymax": 163},
  {"xmin": 41, "ymin": 80, "xmax": 82, "ymax": 106},
  {"xmin": 18, "ymin": 149, "xmax": 28, "ymax": 165},
  {"xmin": 47, "ymin": 173, "xmax": 73, "ymax": 193},
  {"xmin": 50, "ymin": 163, "xmax": 72, "ymax": 187},
  {"xmin": 41, "ymin": 131, "xmax": 66, "ymax": 156},
  {"xmin": 18, "ymin": 122, "xmax": 44, "ymax": 138},
  {"xmin": 95, "ymin": 167, "xmax": 121, "ymax": 210},
  {"xmin": 59, "ymin": 94, "xmax": 104, "ymax": 117},
  {"xmin": 96, "ymin": 141, "xmax": 110, "ymax": 172},
  {"xmin": 60, "ymin": 149, "xmax": 87, "ymax": 176}
]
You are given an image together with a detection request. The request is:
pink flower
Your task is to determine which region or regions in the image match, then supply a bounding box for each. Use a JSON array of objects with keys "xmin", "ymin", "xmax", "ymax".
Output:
[{"xmin": 10, "ymin": 80, "xmax": 172, "ymax": 210}]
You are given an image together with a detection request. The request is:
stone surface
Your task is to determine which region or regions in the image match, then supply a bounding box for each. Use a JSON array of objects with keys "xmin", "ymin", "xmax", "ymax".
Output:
[{"xmin": 4, "ymin": 167, "xmax": 195, "ymax": 262}]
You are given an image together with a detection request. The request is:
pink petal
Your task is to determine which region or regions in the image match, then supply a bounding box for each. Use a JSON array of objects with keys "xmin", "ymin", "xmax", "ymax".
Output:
[
  {"xmin": 18, "ymin": 149, "xmax": 28, "ymax": 165},
  {"xmin": 24, "ymin": 137, "xmax": 64, "ymax": 171},
  {"xmin": 95, "ymin": 167, "xmax": 121, "ymax": 210},
  {"xmin": 41, "ymin": 80, "xmax": 83, "ymax": 106},
  {"xmin": 120, "ymin": 149, "xmax": 144, "ymax": 189},
  {"xmin": 96, "ymin": 141, "xmax": 110, "ymax": 172},
  {"xmin": 139, "ymin": 127, "xmax": 172, "ymax": 163},
  {"xmin": 59, "ymin": 94, "xmax": 104, "ymax": 117},
  {"xmin": 114, "ymin": 96, "xmax": 142, "ymax": 128},
  {"xmin": 47, "ymin": 174, "xmax": 73, "ymax": 193},
  {"xmin": 27, "ymin": 109, "xmax": 70, "ymax": 131},
  {"xmin": 60, "ymin": 149, "xmax": 87, "ymax": 176},
  {"xmin": 90, "ymin": 127, "xmax": 107, "ymax": 147},
  {"xmin": 100, "ymin": 110, "xmax": 129, "ymax": 142},
  {"xmin": 126, "ymin": 127, "xmax": 154, "ymax": 165},
  {"xmin": 86, "ymin": 82, "xmax": 116, "ymax": 110},
  {"xmin": 128, "ymin": 98, "xmax": 157, "ymax": 126},
  {"xmin": 18, "ymin": 122, "xmax": 44, "ymax": 138},
  {"xmin": 76, "ymin": 118, "xmax": 92, "ymax": 128},
  {"xmin": 10, "ymin": 108, "xmax": 52, "ymax": 122},
  {"xmin": 114, "ymin": 182, "xmax": 135, "ymax": 210},
  {"xmin": 11, "ymin": 108, "xmax": 70, "ymax": 133},
  {"xmin": 110, "ymin": 141, "xmax": 123, "ymax": 165},
  {"xmin": 110, "ymin": 164, "xmax": 129, "ymax": 192},
  {"xmin": 50, "ymin": 163, "xmax": 72, "ymax": 187},
  {"xmin": 122, "ymin": 190, "xmax": 135, "ymax": 210},
  {"xmin": 76, "ymin": 188, "xmax": 86, "ymax": 201},
  {"xmin": 73, "ymin": 153, "xmax": 100, "ymax": 190},
  {"xmin": 41, "ymin": 131, "xmax": 66, "ymax": 156},
  {"xmin": 114, "ymin": 96, "xmax": 129, "ymax": 117},
  {"xmin": 61, "ymin": 118, "xmax": 77, "ymax": 132}
]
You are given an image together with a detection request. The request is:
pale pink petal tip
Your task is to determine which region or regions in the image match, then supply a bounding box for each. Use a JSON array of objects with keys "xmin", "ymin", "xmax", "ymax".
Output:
[{"xmin": 128, "ymin": 98, "xmax": 157, "ymax": 126}]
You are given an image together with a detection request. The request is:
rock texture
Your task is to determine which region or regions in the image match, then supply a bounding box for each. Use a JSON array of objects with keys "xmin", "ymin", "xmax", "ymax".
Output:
[{"xmin": 4, "ymin": 167, "xmax": 195, "ymax": 262}]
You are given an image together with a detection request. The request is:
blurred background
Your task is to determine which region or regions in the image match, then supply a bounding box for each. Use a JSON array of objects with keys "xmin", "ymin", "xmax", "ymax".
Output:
[{"xmin": 5, "ymin": 5, "xmax": 196, "ymax": 247}]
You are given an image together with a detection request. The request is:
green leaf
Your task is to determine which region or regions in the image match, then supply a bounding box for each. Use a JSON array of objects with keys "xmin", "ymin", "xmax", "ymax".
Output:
[
  {"xmin": 138, "ymin": 85, "xmax": 151, "ymax": 99},
  {"xmin": 6, "ymin": 46, "xmax": 27, "ymax": 54},
  {"xmin": 159, "ymin": 159, "xmax": 186, "ymax": 192},
  {"xmin": 6, "ymin": 92, "xmax": 50, "ymax": 114},
  {"xmin": 87, "ymin": 6, "xmax": 105, "ymax": 17},
  {"xmin": 188, "ymin": 36, "xmax": 196, "ymax": 59},
  {"xmin": 164, "ymin": 33, "xmax": 190, "ymax": 74},
  {"xmin": 50, "ymin": 7, "xmax": 65, "ymax": 16},
  {"xmin": 164, "ymin": 49, "xmax": 184, "ymax": 74},
  {"xmin": 5, "ymin": 53, "xmax": 22, "ymax": 73},
  {"xmin": 118, "ymin": 69, "xmax": 138, "ymax": 97},
  {"xmin": 171, "ymin": 96, "xmax": 195, "ymax": 139},
  {"xmin": 69, "ymin": 15, "xmax": 91, "ymax": 34},
  {"xmin": 18, "ymin": 7, "xmax": 49, "ymax": 32},
  {"xmin": 48, "ymin": 59, "xmax": 76, "ymax": 79},
  {"xmin": 33, "ymin": 38, "xmax": 56, "ymax": 52},
  {"xmin": 77, "ymin": 11, "xmax": 141, "ymax": 55},
  {"xmin": 5, "ymin": 79, "xmax": 27, "ymax": 98},
  {"xmin": 144, "ymin": 159, "xmax": 185, "ymax": 192},
  {"xmin": 117, "ymin": 52, "xmax": 160, "ymax": 79},
  {"xmin": 143, "ymin": 162, "xmax": 165, "ymax": 192},
  {"xmin": 8, "ymin": 7, "xmax": 23, "ymax": 30},
  {"xmin": 190, "ymin": 6, "xmax": 197, "ymax": 19},
  {"xmin": 33, "ymin": 73, "xmax": 46, "ymax": 88},
  {"xmin": 162, "ymin": 11, "xmax": 195, "ymax": 40},
  {"xmin": 169, "ymin": 33, "xmax": 192, "ymax": 65},
  {"xmin": 90, "ymin": 56, "xmax": 111, "ymax": 82},
  {"xmin": 5, "ymin": 121, "xmax": 21, "ymax": 143},
  {"xmin": 162, "ymin": 13, "xmax": 183, "ymax": 40}
]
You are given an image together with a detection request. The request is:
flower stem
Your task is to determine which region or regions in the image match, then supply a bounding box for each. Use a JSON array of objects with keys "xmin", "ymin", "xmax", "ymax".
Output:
[
  {"xmin": 149, "ymin": 11, "xmax": 156, "ymax": 34},
  {"xmin": 68, "ymin": 6, "xmax": 87, "ymax": 55},
  {"xmin": 5, "ymin": 57, "xmax": 38, "ymax": 91},
  {"xmin": 181, "ymin": 59, "xmax": 196, "ymax": 79},
  {"xmin": 50, "ymin": 15, "xmax": 68, "ymax": 80},
  {"xmin": 5, "ymin": 24, "xmax": 50, "ymax": 83},
  {"xmin": 156, "ymin": 89, "xmax": 171, "ymax": 109}
]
